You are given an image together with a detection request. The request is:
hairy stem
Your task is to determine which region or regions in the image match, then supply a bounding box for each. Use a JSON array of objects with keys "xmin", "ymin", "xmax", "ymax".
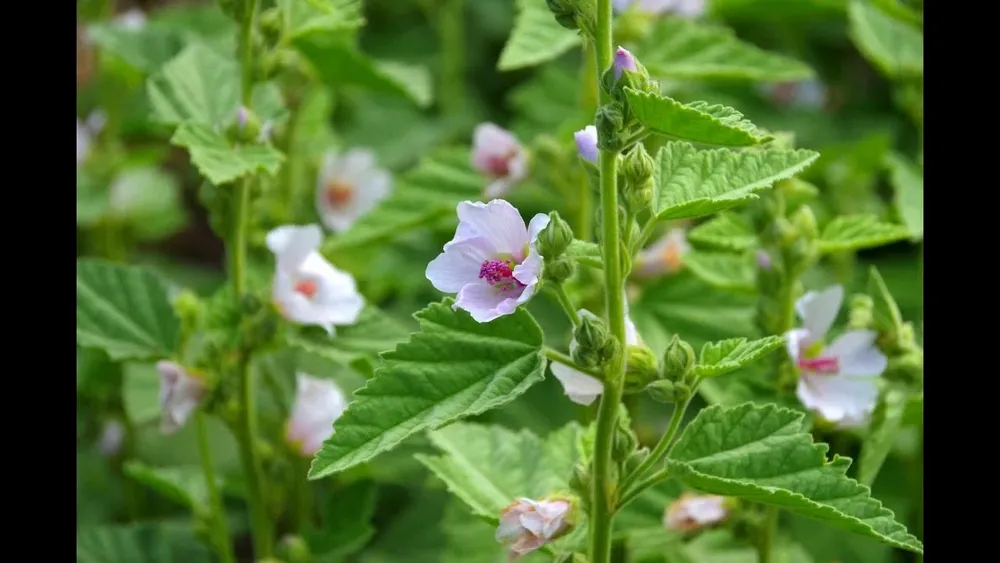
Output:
[
  {"xmin": 550, "ymin": 284, "xmax": 581, "ymax": 326},
  {"xmin": 235, "ymin": 355, "xmax": 273, "ymax": 558},
  {"xmin": 543, "ymin": 347, "xmax": 605, "ymax": 381},
  {"xmin": 758, "ymin": 506, "xmax": 779, "ymax": 563},
  {"xmin": 197, "ymin": 412, "xmax": 235, "ymax": 563},
  {"xmin": 589, "ymin": 1, "xmax": 625, "ymax": 561},
  {"xmin": 438, "ymin": 0, "xmax": 465, "ymax": 116},
  {"xmin": 618, "ymin": 394, "xmax": 693, "ymax": 498},
  {"xmin": 616, "ymin": 468, "xmax": 669, "ymax": 512}
]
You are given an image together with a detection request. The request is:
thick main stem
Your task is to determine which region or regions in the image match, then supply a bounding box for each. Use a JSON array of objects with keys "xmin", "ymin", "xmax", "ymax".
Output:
[
  {"xmin": 438, "ymin": 0, "xmax": 465, "ymax": 117},
  {"xmin": 589, "ymin": 2, "xmax": 624, "ymax": 562},
  {"xmin": 197, "ymin": 412, "xmax": 235, "ymax": 563},
  {"xmin": 758, "ymin": 506, "xmax": 779, "ymax": 563}
]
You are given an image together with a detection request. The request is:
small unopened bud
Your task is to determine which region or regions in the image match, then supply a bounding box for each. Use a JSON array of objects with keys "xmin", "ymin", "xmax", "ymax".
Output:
[
  {"xmin": 278, "ymin": 535, "xmax": 311, "ymax": 563},
  {"xmin": 623, "ymin": 345, "xmax": 660, "ymax": 393},
  {"xmin": 623, "ymin": 143, "xmax": 655, "ymax": 186},
  {"xmin": 538, "ymin": 211, "xmax": 574, "ymax": 259},
  {"xmin": 595, "ymin": 104, "xmax": 626, "ymax": 152},
  {"xmin": 228, "ymin": 106, "xmax": 262, "ymax": 143},
  {"xmin": 574, "ymin": 125, "xmax": 599, "ymax": 165},
  {"xmin": 623, "ymin": 447, "xmax": 649, "ymax": 475},
  {"xmin": 571, "ymin": 314, "xmax": 618, "ymax": 368},
  {"xmin": 662, "ymin": 335, "xmax": 696, "ymax": 382},
  {"xmin": 646, "ymin": 379, "xmax": 677, "ymax": 403},
  {"xmin": 601, "ymin": 46, "xmax": 652, "ymax": 103},
  {"xmin": 791, "ymin": 205, "xmax": 819, "ymax": 241},
  {"xmin": 848, "ymin": 294, "xmax": 874, "ymax": 330},
  {"xmin": 544, "ymin": 257, "xmax": 575, "ymax": 284},
  {"xmin": 173, "ymin": 289, "xmax": 204, "ymax": 328}
]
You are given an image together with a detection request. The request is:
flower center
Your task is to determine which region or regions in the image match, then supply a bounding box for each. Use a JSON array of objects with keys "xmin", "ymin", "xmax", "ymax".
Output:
[
  {"xmin": 660, "ymin": 243, "xmax": 682, "ymax": 272},
  {"xmin": 294, "ymin": 279, "xmax": 319, "ymax": 298},
  {"xmin": 325, "ymin": 180, "xmax": 354, "ymax": 208},
  {"xmin": 479, "ymin": 259, "xmax": 524, "ymax": 292},
  {"xmin": 485, "ymin": 149, "xmax": 517, "ymax": 178},
  {"xmin": 798, "ymin": 356, "xmax": 839, "ymax": 374}
]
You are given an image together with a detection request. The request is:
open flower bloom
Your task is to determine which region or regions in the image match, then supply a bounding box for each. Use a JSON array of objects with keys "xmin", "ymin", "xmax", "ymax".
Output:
[
  {"xmin": 635, "ymin": 228, "xmax": 690, "ymax": 277},
  {"xmin": 550, "ymin": 310, "xmax": 641, "ymax": 405},
  {"xmin": 664, "ymin": 493, "xmax": 729, "ymax": 532},
  {"xmin": 315, "ymin": 148, "xmax": 392, "ymax": 233},
  {"xmin": 471, "ymin": 123, "xmax": 528, "ymax": 199},
  {"xmin": 496, "ymin": 498, "xmax": 572, "ymax": 559},
  {"xmin": 426, "ymin": 200, "xmax": 548, "ymax": 323},
  {"xmin": 98, "ymin": 420, "xmax": 125, "ymax": 456},
  {"xmin": 267, "ymin": 224, "xmax": 365, "ymax": 334},
  {"xmin": 115, "ymin": 8, "xmax": 147, "ymax": 30},
  {"xmin": 785, "ymin": 285, "xmax": 888, "ymax": 427},
  {"xmin": 574, "ymin": 125, "xmax": 598, "ymax": 164},
  {"xmin": 613, "ymin": 0, "xmax": 704, "ymax": 16},
  {"xmin": 285, "ymin": 373, "xmax": 348, "ymax": 457},
  {"xmin": 157, "ymin": 361, "xmax": 206, "ymax": 435}
]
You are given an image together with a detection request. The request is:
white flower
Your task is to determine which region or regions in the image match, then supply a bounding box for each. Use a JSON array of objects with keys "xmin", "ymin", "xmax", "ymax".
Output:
[
  {"xmin": 315, "ymin": 148, "xmax": 392, "ymax": 233},
  {"xmin": 76, "ymin": 110, "xmax": 107, "ymax": 165},
  {"xmin": 98, "ymin": 420, "xmax": 125, "ymax": 456},
  {"xmin": 267, "ymin": 224, "xmax": 365, "ymax": 334},
  {"xmin": 115, "ymin": 8, "xmax": 147, "ymax": 31},
  {"xmin": 157, "ymin": 361, "xmax": 206, "ymax": 435},
  {"xmin": 471, "ymin": 123, "xmax": 528, "ymax": 199},
  {"xmin": 285, "ymin": 373, "xmax": 348, "ymax": 457},
  {"xmin": 425, "ymin": 200, "xmax": 548, "ymax": 323},
  {"xmin": 574, "ymin": 125, "xmax": 599, "ymax": 164},
  {"xmin": 785, "ymin": 285, "xmax": 888, "ymax": 427},
  {"xmin": 550, "ymin": 310, "xmax": 641, "ymax": 405},
  {"xmin": 664, "ymin": 493, "xmax": 729, "ymax": 532},
  {"xmin": 635, "ymin": 228, "xmax": 690, "ymax": 277},
  {"xmin": 614, "ymin": 0, "xmax": 705, "ymax": 17},
  {"xmin": 496, "ymin": 497, "xmax": 573, "ymax": 559}
]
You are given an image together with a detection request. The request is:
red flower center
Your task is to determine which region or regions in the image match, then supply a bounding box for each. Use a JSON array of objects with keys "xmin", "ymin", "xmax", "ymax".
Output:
[
  {"xmin": 798, "ymin": 356, "xmax": 839, "ymax": 374},
  {"xmin": 325, "ymin": 181, "xmax": 354, "ymax": 208},
  {"xmin": 479, "ymin": 259, "xmax": 524, "ymax": 292},
  {"xmin": 294, "ymin": 279, "xmax": 318, "ymax": 298}
]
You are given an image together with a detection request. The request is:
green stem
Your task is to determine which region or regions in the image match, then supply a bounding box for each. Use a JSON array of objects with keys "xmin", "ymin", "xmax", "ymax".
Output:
[
  {"xmin": 543, "ymin": 347, "xmax": 605, "ymax": 381},
  {"xmin": 197, "ymin": 412, "xmax": 235, "ymax": 563},
  {"xmin": 238, "ymin": 2, "xmax": 256, "ymax": 107},
  {"xmin": 758, "ymin": 506, "xmax": 779, "ymax": 563},
  {"xmin": 589, "ymin": 2, "xmax": 624, "ymax": 561},
  {"xmin": 618, "ymin": 394, "xmax": 693, "ymax": 497},
  {"xmin": 438, "ymin": 0, "xmax": 465, "ymax": 117},
  {"xmin": 549, "ymin": 284, "xmax": 581, "ymax": 326},
  {"xmin": 636, "ymin": 218, "xmax": 658, "ymax": 254},
  {"xmin": 290, "ymin": 455, "xmax": 312, "ymax": 531},
  {"xmin": 616, "ymin": 469, "xmax": 669, "ymax": 512},
  {"xmin": 580, "ymin": 40, "xmax": 598, "ymax": 114},
  {"xmin": 234, "ymin": 357, "xmax": 273, "ymax": 558}
]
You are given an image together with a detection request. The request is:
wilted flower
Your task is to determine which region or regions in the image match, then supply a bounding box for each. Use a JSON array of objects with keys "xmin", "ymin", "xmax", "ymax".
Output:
[
  {"xmin": 613, "ymin": 47, "xmax": 638, "ymax": 80},
  {"xmin": 266, "ymin": 224, "xmax": 365, "ymax": 334},
  {"xmin": 496, "ymin": 497, "xmax": 573, "ymax": 559},
  {"xmin": 613, "ymin": 0, "xmax": 705, "ymax": 17},
  {"xmin": 285, "ymin": 373, "xmax": 348, "ymax": 457},
  {"xmin": 98, "ymin": 420, "xmax": 125, "ymax": 456},
  {"xmin": 664, "ymin": 493, "xmax": 729, "ymax": 532},
  {"xmin": 574, "ymin": 125, "xmax": 599, "ymax": 164},
  {"xmin": 785, "ymin": 285, "xmax": 888, "ymax": 427},
  {"xmin": 315, "ymin": 148, "xmax": 392, "ymax": 233},
  {"xmin": 115, "ymin": 8, "xmax": 147, "ymax": 30},
  {"xmin": 157, "ymin": 361, "xmax": 206, "ymax": 435},
  {"xmin": 425, "ymin": 200, "xmax": 549, "ymax": 323},
  {"xmin": 634, "ymin": 228, "xmax": 690, "ymax": 277},
  {"xmin": 471, "ymin": 123, "xmax": 528, "ymax": 198},
  {"xmin": 551, "ymin": 309, "xmax": 640, "ymax": 405}
]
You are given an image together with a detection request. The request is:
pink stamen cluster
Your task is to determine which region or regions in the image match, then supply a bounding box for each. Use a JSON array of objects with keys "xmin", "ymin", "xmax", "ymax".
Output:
[
  {"xmin": 798, "ymin": 356, "xmax": 839, "ymax": 374},
  {"xmin": 485, "ymin": 150, "xmax": 516, "ymax": 177},
  {"xmin": 479, "ymin": 259, "xmax": 523, "ymax": 292}
]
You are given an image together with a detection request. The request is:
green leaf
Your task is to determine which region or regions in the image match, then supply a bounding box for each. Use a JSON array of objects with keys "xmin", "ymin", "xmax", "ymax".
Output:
[
  {"xmin": 86, "ymin": 22, "xmax": 186, "ymax": 73},
  {"xmin": 77, "ymin": 523, "xmax": 212, "ymax": 563},
  {"xmin": 695, "ymin": 336, "xmax": 786, "ymax": 377},
  {"xmin": 171, "ymin": 122, "xmax": 285, "ymax": 185},
  {"xmin": 817, "ymin": 215, "xmax": 910, "ymax": 253},
  {"xmin": 566, "ymin": 239, "xmax": 603, "ymax": 269},
  {"xmin": 291, "ymin": 35, "xmax": 432, "ymax": 107},
  {"xmin": 308, "ymin": 300, "xmax": 546, "ymax": 479},
  {"xmin": 867, "ymin": 266, "xmax": 904, "ymax": 336},
  {"xmin": 123, "ymin": 461, "xmax": 211, "ymax": 509},
  {"xmin": 857, "ymin": 389, "xmax": 907, "ymax": 487},
  {"xmin": 640, "ymin": 18, "xmax": 813, "ymax": 81},
  {"xmin": 77, "ymin": 259, "xmax": 179, "ymax": 362},
  {"xmin": 285, "ymin": 306, "xmax": 411, "ymax": 367},
  {"xmin": 884, "ymin": 153, "xmax": 922, "ymax": 240},
  {"xmin": 687, "ymin": 213, "xmax": 758, "ymax": 251},
  {"xmin": 683, "ymin": 251, "xmax": 755, "ymax": 292},
  {"xmin": 848, "ymin": 0, "xmax": 923, "ymax": 78},
  {"xmin": 652, "ymin": 142, "xmax": 819, "ymax": 221},
  {"xmin": 304, "ymin": 479, "xmax": 378, "ymax": 560},
  {"xmin": 416, "ymin": 422, "xmax": 581, "ymax": 521},
  {"xmin": 498, "ymin": 0, "xmax": 580, "ymax": 71},
  {"xmin": 279, "ymin": 0, "xmax": 364, "ymax": 39},
  {"xmin": 625, "ymin": 90, "xmax": 772, "ymax": 147},
  {"xmin": 110, "ymin": 167, "xmax": 189, "ymax": 241},
  {"xmin": 666, "ymin": 403, "xmax": 923, "ymax": 553}
]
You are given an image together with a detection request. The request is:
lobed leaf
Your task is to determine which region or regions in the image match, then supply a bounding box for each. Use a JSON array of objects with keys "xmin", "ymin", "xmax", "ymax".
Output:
[
  {"xmin": 817, "ymin": 215, "xmax": 910, "ymax": 253},
  {"xmin": 683, "ymin": 251, "xmax": 755, "ymax": 292},
  {"xmin": 848, "ymin": 0, "xmax": 923, "ymax": 78},
  {"xmin": 308, "ymin": 300, "xmax": 547, "ymax": 479},
  {"xmin": 279, "ymin": 0, "xmax": 364, "ymax": 39},
  {"xmin": 123, "ymin": 462, "xmax": 211, "ymax": 510},
  {"xmin": 652, "ymin": 142, "xmax": 820, "ymax": 221},
  {"xmin": 285, "ymin": 306, "xmax": 411, "ymax": 367},
  {"xmin": 77, "ymin": 523, "xmax": 211, "ymax": 563},
  {"xmin": 884, "ymin": 152, "xmax": 923, "ymax": 241},
  {"xmin": 695, "ymin": 336, "xmax": 786, "ymax": 377},
  {"xmin": 625, "ymin": 90, "xmax": 773, "ymax": 147},
  {"xmin": 77, "ymin": 259, "xmax": 179, "ymax": 362},
  {"xmin": 170, "ymin": 122, "xmax": 285, "ymax": 185},
  {"xmin": 687, "ymin": 213, "xmax": 758, "ymax": 251},
  {"xmin": 666, "ymin": 403, "xmax": 923, "ymax": 553},
  {"xmin": 498, "ymin": 0, "xmax": 580, "ymax": 71}
]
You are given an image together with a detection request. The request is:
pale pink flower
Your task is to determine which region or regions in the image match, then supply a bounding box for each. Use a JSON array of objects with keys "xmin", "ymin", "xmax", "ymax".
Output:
[
  {"xmin": 574, "ymin": 125, "xmax": 598, "ymax": 164},
  {"xmin": 471, "ymin": 123, "xmax": 528, "ymax": 198},
  {"xmin": 267, "ymin": 224, "xmax": 365, "ymax": 335},
  {"xmin": 76, "ymin": 111, "xmax": 107, "ymax": 165},
  {"xmin": 115, "ymin": 8, "xmax": 147, "ymax": 30},
  {"xmin": 664, "ymin": 493, "xmax": 729, "ymax": 532},
  {"xmin": 613, "ymin": 47, "xmax": 638, "ymax": 80},
  {"xmin": 98, "ymin": 420, "xmax": 125, "ymax": 456},
  {"xmin": 550, "ymin": 309, "xmax": 640, "ymax": 405},
  {"xmin": 785, "ymin": 285, "xmax": 888, "ymax": 427},
  {"xmin": 635, "ymin": 228, "xmax": 691, "ymax": 277},
  {"xmin": 285, "ymin": 373, "xmax": 348, "ymax": 457},
  {"xmin": 496, "ymin": 498, "xmax": 572, "ymax": 559},
  {"xmin": 425, "ymin": 200, "xmax": 548, "ymax": 323},
  {"xmin": 315, "ymin": 148, "xmax": 392, "ymax": 233},
  {"xmin": 157, "ymin": 361, "xmax": 206, "ymax": 435}
]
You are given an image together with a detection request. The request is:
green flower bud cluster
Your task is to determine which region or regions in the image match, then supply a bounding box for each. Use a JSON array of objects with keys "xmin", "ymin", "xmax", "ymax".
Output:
[
  {"xmin": 645, "ymin": 335, "xmax": 697, "ymax": 403},
  {"xmin": 537, "ymin": 211, "xmax": 576, "ymax": 284}
]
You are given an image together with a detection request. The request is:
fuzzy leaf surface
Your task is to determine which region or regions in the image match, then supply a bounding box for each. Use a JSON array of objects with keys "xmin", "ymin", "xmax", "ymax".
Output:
[
  {"xmin": 626, "ymin": 90, "xmax": 772, "ymax": 147},
  {"xmin": 652, "ymin": 142, "xmax": 819, "ymax": 221},
  {"xmin": 666, "ymin": 403, "xmax": 923, "ymax": 553},
  {"xmin": 885, "ymin": 153, "xmax": 923, "ymax": 240},
  {"xmin": 848, "ymin": 0, "xmax": 923, "ymax": 78},
  {"xmin": 286, "ymin": 307, "xmax": 411, "ymax": 367},
  {"xmin": 308, "ymin": 300, "xmax": 546, "ymax": 479},
  {"xmin": 817, "ymin": 215, "xmax": 909, "ymax": 253},
  {"xmin": 695, "ymin": 336, "xmax": 786, "ymax": 377},
  {"xmin": 498, "ymin": 0, "xmax": 580, "ymax": 71},
  {"xmin": 170, "ymin": 122, "xmax": 284, "ymax": 185},
  {"xmin": 683, "ymin": 251, "xmax": 755, "ymax": 292},
  {"xmin": 858, "ymin": 389, "xmax": 908, "ymax": 487},
  {"xmin": 687, "ymin": 213, "xmax": 758, "ymax": 251}
]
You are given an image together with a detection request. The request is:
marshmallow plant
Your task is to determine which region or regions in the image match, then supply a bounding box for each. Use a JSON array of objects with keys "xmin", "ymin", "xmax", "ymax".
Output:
[{"xmin": 74, "ymin": 1, "xmax": 923, "ymax": 563}]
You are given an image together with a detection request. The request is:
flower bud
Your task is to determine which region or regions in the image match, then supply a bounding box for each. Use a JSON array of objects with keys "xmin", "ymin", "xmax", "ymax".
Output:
[
  {"xmin": 646, "ymin": 379, "xmax": 683, "ymax": 403},
  {"xmin": 623, "ymin": 142, "xmax": 654, "ymax": 185},
  {"xmin": 601, "ymin": 46, "xmax": 652, "ymax": 103},
  {"xmin": 848, "ymin": 294, "xmax": 874, "ymax": 331},
  {"xmin": 571, "ymin": 314, "xmax": 619, "ymax": 368},
  {"xmin": 595, "ymin": 104, "xmax": 626, "ymax": 153},
  {"xmin": 791, "ymin": 204, "xmax": 819, "ymax": 242},
  {"xmin": 662, "ymin": 334, "xmax": 696, "ymax": 382},
  {"xmin": 623, "ymin": 345, "xmax": 660, "ymax": 393},
  {"xmin": 574, "ymin": 125, "xmax": 599, "ymax": 165},
  {"xmin": 544, "ymin": 256, "xmax": 576, "ymax": 285},
  {"xmin": 537, "ymin": 211, "xmax": 574, "ymax": 259},
  {"xmin": 278, "ymin": 535, "xmax": 311, "ymax": 563},
  {"xmin": 623, "ymin": 447, "xmax": 649, "ymax": 475},
  {"xmin": 612, "ymin": 413, "xmax": 639, "ymax": 463},
  {"xmin": 228, "ymin": 106, "xmax": 262, "ymax": 144},
  {"xmin": 569, "ymin": 462, "xmax": 590, "ymax": 500}
]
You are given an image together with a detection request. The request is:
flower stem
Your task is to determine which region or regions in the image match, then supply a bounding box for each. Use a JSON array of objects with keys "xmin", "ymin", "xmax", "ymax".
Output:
[
  {"xmin": 438, "ymin": 0, "xmax": 465, "ymax": 117},
  {"xmin": 290, "ymin": 455, "xmax": 312, "ymax": 531},
  {"xmin": 757, "ymin": 505, "xmax": 779, "ymax": 563},
  {"xmin": 196, "ymin": 412, "xmax": 235, "ymax": 563},
  {"xmin": 617, "ymin": 394, "xmax": 693, "ymax": 498},
  {"xmin": 576, "ymin": 40, "xmax": 597, "ymax": 241},
  {"xmin": 616, "ymin": 468, "xmax": 669, "ymax": 512},
  {"xmin": 589, "ymin": 1, "xmax": 625, "ymax": 561},
  {"xmin": 543, "ymin": 347, "xmax": 605, "ymax": 380},
  {"xmin": 234, "ymin": 356, "xmax": 273, "ymax": 558},
  {"xmin": 549, "ymin": 284, "xmax": 581, "ymax": 326}
]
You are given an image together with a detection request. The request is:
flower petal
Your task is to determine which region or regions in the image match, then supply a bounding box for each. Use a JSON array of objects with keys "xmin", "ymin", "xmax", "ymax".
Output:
[
  {"xmin": 824, "ymin": 330, "xmax": 887, "ymax": 376},
  {"xmin": 484, "ymin": 178, "xmax": 514, "ymax": 199},
  {"xmin": 472, "ymin": 123, "xmax": 517, "ymax": 165},
  {"xmin": 456, "ymin": 200, "xmax": 529, "ymax": 256},
  {"xmin": 784, "ymin": 328, "xmax": 811, "ymax": 363},
  {"xmin": 267, "ymin": 224, "xmax": 323, "ymax": 271},
  {"xmin": 526, "ymin": 213, "xmax": 551, "ymax": 243},
  {"xmin": 512, "ymin": 251, "xmax": 543, "ymax": 287},
  {"xmin": 426, "ymin": 237, "xmax": 495, "ymax": 293},
  {"xmin": 795, "ymin": 285, "xmax": 843, "ymax": 340},
  {"xmin": 550, "ymin": 362, "xmax": 604, "ymax": 405},
  {"xmin": 797, "ymin": 372, "xmax": 878, "ymax": 424},
  {"xmin": 454, "ymin": 282, "xmax": 510, "ymax": 323}
]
